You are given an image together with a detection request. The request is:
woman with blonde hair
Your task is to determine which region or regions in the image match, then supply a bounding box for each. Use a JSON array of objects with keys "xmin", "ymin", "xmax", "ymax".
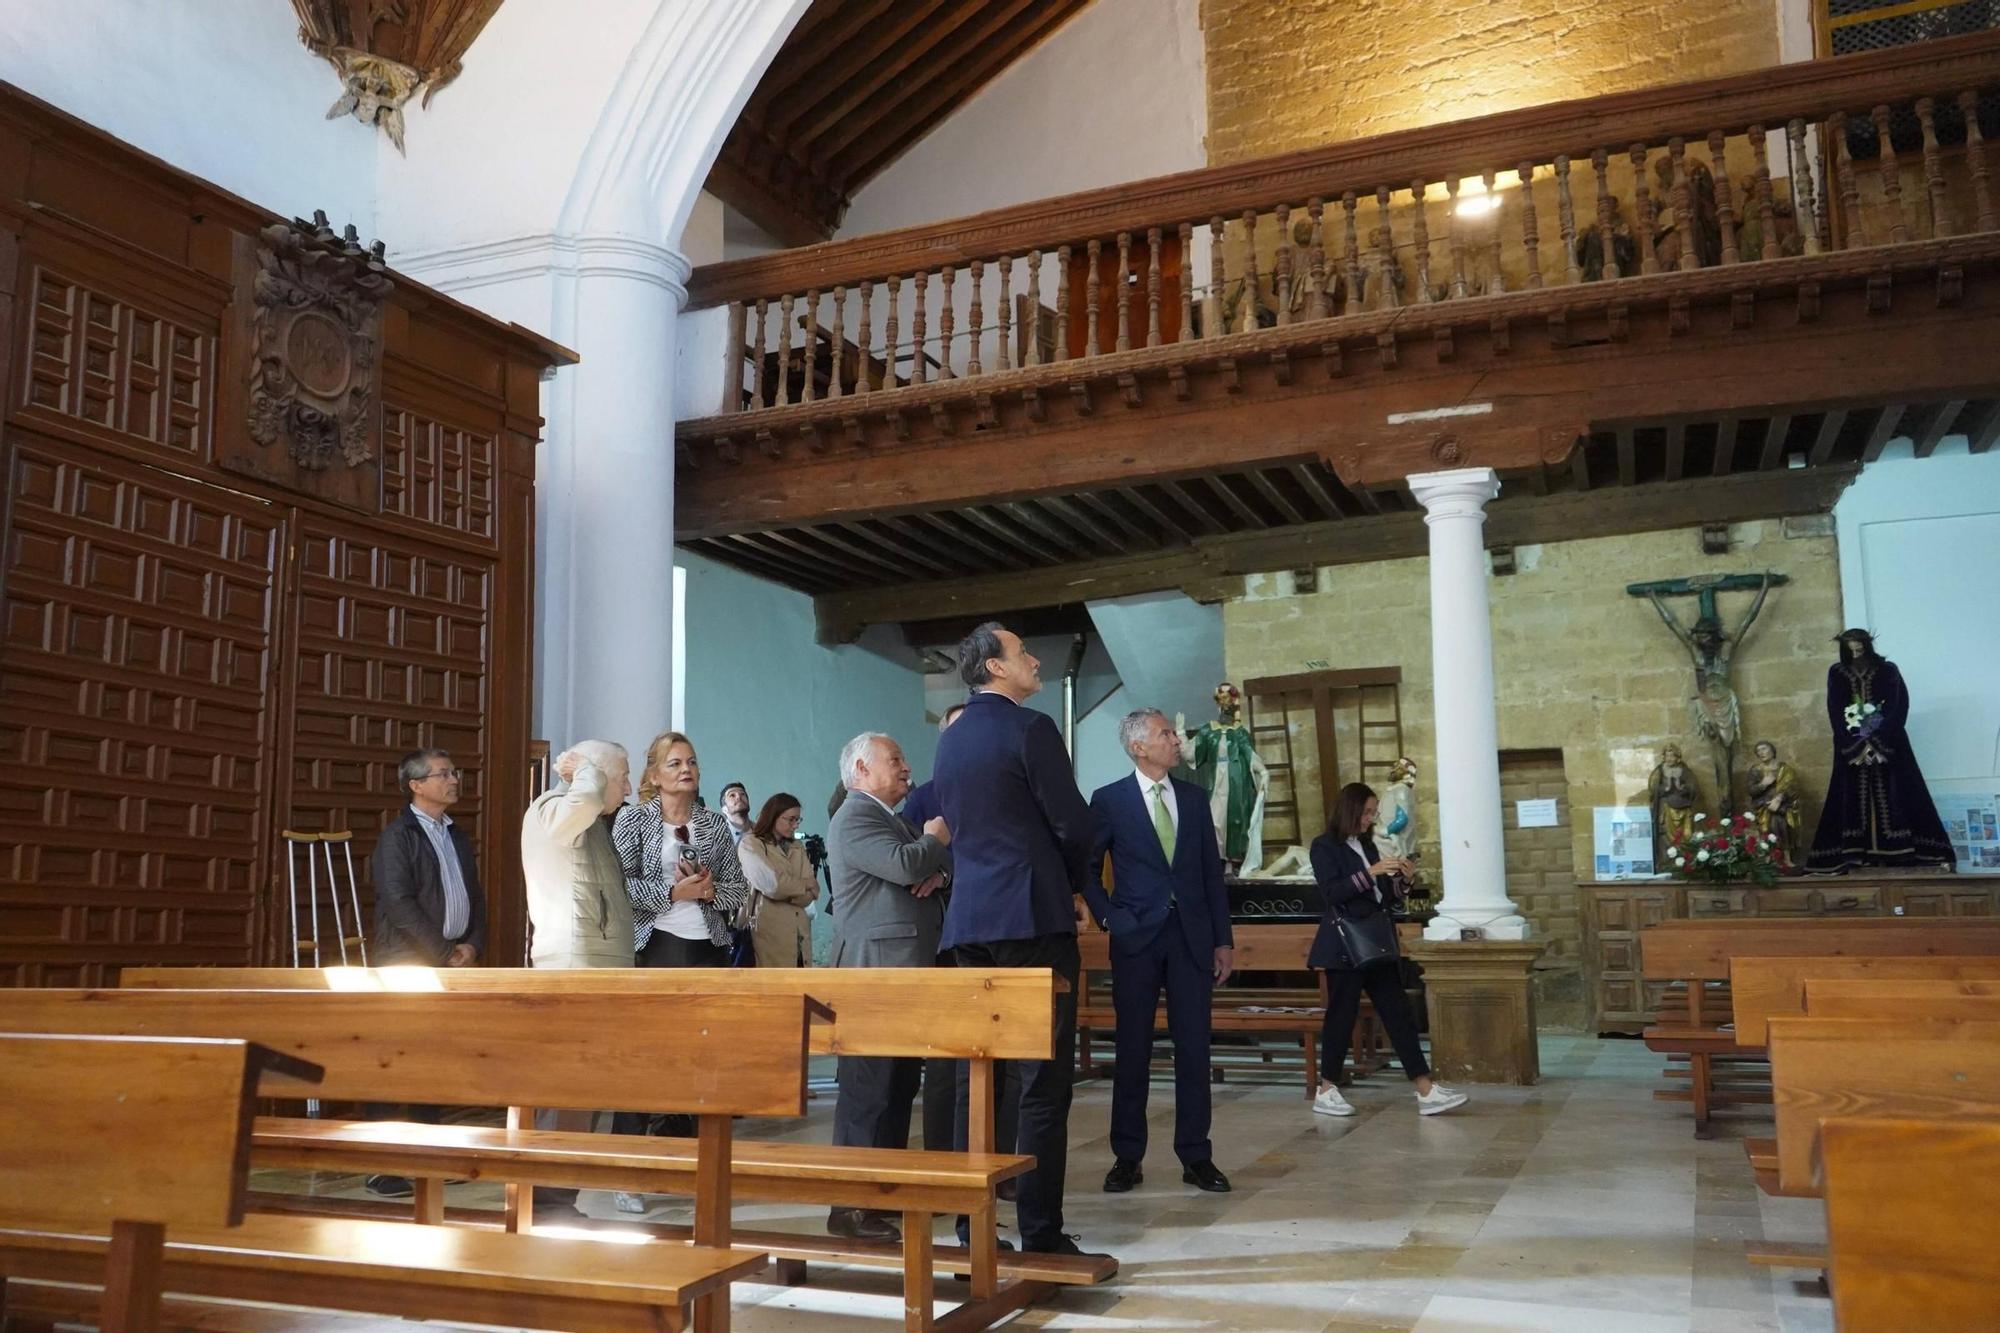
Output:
[
  {"xmin": 613, "ymin": 730, "xmax": 749, "ymax": 969},
  {"xmin": 737, "ymin": 792, "xmax": 817, "ymax": 968}
]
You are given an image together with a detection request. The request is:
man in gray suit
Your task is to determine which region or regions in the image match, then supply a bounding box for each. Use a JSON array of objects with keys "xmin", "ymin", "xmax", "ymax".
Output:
[{"xmin": 825, "ymin": 730, "xmax": 952, "ymax": 1242}]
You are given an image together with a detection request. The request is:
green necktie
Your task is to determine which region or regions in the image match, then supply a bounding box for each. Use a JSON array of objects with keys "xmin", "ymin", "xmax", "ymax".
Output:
[{"xmin": 1151, "ymin": 782, "xmax": 1176, "ymax": 862}]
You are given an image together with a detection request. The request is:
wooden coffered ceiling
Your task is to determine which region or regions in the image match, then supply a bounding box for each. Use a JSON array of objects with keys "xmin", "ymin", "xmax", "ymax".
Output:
[{"xmin": 706, "ymin": 0, "xmax": 1099, "ymax": 244}]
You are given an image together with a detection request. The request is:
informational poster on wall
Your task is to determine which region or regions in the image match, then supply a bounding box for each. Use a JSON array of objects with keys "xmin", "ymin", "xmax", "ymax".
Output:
[
  {"xmin": 1593, "ymin": 806, "xmax": 1659, "ymax": 878},
  {"xmin": 1939, "ymin": 790, "xmax": 2000, "ymax": 873}
]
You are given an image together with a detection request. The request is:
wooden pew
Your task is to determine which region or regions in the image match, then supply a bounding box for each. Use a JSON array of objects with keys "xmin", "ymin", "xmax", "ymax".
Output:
[
  {"xmin": 1815, "ymin": 1116, "xmax": 2000, "ymax": 1331},
  {"xmin": 0, "ymin": 1032, "xmax": 314, "ymax": 1332},
  {"xmin": 0, "ymin": 989, "xmax": 805, "ymax": 1333},
  {"xmin": 1804, "ymin": 977, "xmax": 2000, "ymax": 1022},
  {"xmin": 1730, "ymin": 955, "xmax": 2000, "ymax": 1046},
  {"xmin": 117, "ymin": 967, "xmax": 1109, "ymax": 1326},
  {"xmin": 1640, "ymin": 919, "xmax": 2000, "ymax": 1130},
  {"xmin": 1763, "ymin": 1016, "xmax": 2000, "ymax": 1197},
  {"xmin": 1076, "ymin": 923, "xmax": 1403, "ymax": 1099}
]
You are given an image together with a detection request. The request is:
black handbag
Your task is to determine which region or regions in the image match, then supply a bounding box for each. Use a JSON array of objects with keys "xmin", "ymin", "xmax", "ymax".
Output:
[{"xmin": 1332, "ymin": 908, "xmax": 1400, "ymax": 968}]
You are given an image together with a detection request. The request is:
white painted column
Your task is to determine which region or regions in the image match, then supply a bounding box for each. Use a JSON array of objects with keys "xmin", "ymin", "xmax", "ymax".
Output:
[{"xmin": 1407, "ymin": 467, "xmax": 1530, "ymax": 941}]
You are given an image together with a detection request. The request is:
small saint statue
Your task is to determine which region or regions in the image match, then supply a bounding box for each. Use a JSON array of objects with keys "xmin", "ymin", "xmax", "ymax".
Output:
[
  {"xmin": 1805, "ymin": 630, "xmax": 1956, "ymax": 873},
  {"xmin": 1184, "ymin": 682, "xmax": 1269, "ymax": 876},
  {"xmin": 1649, "ymin": 743, "xmax": 1699, "ymax": 862},
  {"xmin": 1375, "ymin": 757, "xmax": 1420, "ymax": 863},
  {"xmin": 1745, "ymin": 739, "xmax": 1802, "ymax": 868}
]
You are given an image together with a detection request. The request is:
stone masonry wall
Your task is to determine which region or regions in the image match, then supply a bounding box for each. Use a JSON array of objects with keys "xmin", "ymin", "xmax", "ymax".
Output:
[
  {"xmin": 1223, "ymin": 521, "xmax": 1842, "ymax": 885},
  {"xmin": 1202, "ymin": 0, "xmax": 1782, "ymax": 163}
]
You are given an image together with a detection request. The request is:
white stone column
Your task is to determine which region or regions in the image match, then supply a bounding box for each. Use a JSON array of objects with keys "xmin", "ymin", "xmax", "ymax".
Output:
[{"xmin": 1407, "ymin": 467, "xmax": 1529, "ymax": 941}]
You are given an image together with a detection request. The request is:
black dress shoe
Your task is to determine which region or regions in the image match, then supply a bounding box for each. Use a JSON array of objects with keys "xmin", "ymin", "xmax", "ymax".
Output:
[
  {"xmin": 950, "ymin": 1237, "xmax": 1014, "ymax": 1281},
  {"xmin": 1181, "ymin": 1160, "xmax": 1231, "ymax": 1193},
  {"xmin": 364, "ymin": 1174, "xmax": 414, "ymax": 1199},
  {"xmin": 827, "ymin": 1207, "xmax": 902, "ymax": 1242},
  {"xmin": 1102, "ymin": 1158, "xmax": 1143, "ymax": 1193},
  {"xmin": 1023, "ymin": 1233, "xmax": 1110, "ymax": 1260}
]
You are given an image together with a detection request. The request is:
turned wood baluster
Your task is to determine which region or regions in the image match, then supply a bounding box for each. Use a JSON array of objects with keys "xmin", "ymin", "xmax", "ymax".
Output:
[
  {"xmin": 1787, "ymin": 120, "xmax": 1824, "ymax": 255},
  {"xmin": 1631, "ymin": 144, "xmax": 1660, "ymax": 275},
  {"xmin": 1707, "ymin": 132, "xmax": 1740, "ymax": 265},
  {"xmin": 827, "ymin": 286, "xmax": 844, "ymax": 399},
  {"xmin": 1445, "ymin": 178, "xmax": 1471, "ymax": 298},
  {"xmin": 1240, "ymin": 209, "xmax": 1261, "ymax": 333},
  {"xmin": 938, "ymin": 267, "xmax": 955, "ymax": 379},
  {"xmin": 1750, "ymin": 124, "xmax": 1782, "ymax": 259},
  {"xmin": 1412, "ymin": 180, "xmax": 1434, "ymax": 301},
  {"xmin": 1207, "ymin": 216, "xmax": 1226, "ymax": 336},
  {"xmin": 1307, "ymin": 198, "xmax": 1330, "ymax": 317},
  {"xmin": 1483, "ymin": 169, "xmax": 1506, "ymax": 294},
  {"xmin": 1916, "ymin": 98, "xmax": 1951, "ymax": 238},
  {"xmin": 997, "ymin": 256, "xmax": 1013, "ymax": 371},
  {"xmin": 1341, "ymin": 192, "xmax": 1363, "ymax": 311},
  {"xmin": 1591, "ymin": 148, "xmax": 1621, "ymax": 279},
  {"xmin": 1831, "ymin": 113, "xmax": 1866, "ymax": 248},
  {"xmin": 883, "ymin": 275, "xmax": 901, "ymax": 388},
  {"xmin": 1668, "ymin": 139, "xmax": 1699, "ymax": 270},
  {"xmin": 856, "ymin": 281, "xmax": 873, "ymax": 393},
  {"xmin": 967, "ymin": 260, "xmax": 985, "ymax": 376},
  {"xmin": 1518, "ymin": 162, "xmax": 1544, "ymax": 287},
  {"xmin": 1554, "ymin": 157, "xmax": 1581, "ymax": 284},
  {"xmin": 801, "ymin": 289, "xmax": 819, "ymax": 403},
  {"xmin": 775, "ymin": 293, "xmax": 793, "ymax": 406},
  {"xmin": 1960, "ymin": 90, "xmax": 1998, "ymax": 232},
  {"xmin": 1115, "ymin": 232, "xmax": 1132, "ymax": 352},
  {"xmin": 1085, "ymin": 239, "xmax": 1102, "ymax": 356},
  {"xmin": 1371, "ymin": 187, "xmax": 1399, "ymax": 309},
  {"xmin": 724, "ymin": 301, "xmax": 747, "ymax": 412},
  {"xmin": 1870, "ymin": 105, "xmax": 1911, "ymax": 244},
  {"xmin": 1025, "ymin": 252, "xmax": 1043, "ymax": 365},
  {"xmin": 1177, "ymin": 223, "xmax": 1194, "ymax": 340},
  {"xmin": 1055, "ymin": 244, "xmax": 1072, "ymax": 361},
  {"xmin": 910, "ymin": 273, "xmax": 928, "ymax": 385},
  {"xmin": 751, "ymin": 297, "xmax": 768, "ymax": 406},
  {"xmin": 1146, "ymin": 227, "xmax": 1163, "ymax": 346},
  {"xmin": 1274, "ymin": 204, "xmax": 1293, "ymax": 326}
]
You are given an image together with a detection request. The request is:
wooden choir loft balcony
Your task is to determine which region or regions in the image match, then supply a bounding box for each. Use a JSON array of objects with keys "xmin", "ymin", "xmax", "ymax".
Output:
[{"xmin": 676, "ymin": 31, "xmax": 2000, "ymax": 640}]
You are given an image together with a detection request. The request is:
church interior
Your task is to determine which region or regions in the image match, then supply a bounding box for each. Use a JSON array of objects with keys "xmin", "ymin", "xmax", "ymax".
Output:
[{"xmin": 2, "ymin": 0, "xmax": 1999, "ymax": 1328}]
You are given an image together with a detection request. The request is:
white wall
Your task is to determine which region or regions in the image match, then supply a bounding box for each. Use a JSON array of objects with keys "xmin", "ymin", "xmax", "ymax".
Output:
[
  {"xmin": 1835, "ymin": 442, "xmax": 2000, "ymax": 793},
  {"xmin": 838, "ymin": 0, "xmax": 1207, "ymax": 236},
  {"xmin": 0, "ymin": 0, "xmax": 378, "ymax": 230}
]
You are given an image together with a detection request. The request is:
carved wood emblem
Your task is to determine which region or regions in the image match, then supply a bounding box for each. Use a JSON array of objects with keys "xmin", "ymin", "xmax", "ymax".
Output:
[{"xmin": 221, "ymin": 211, "xmax": 391, "ymax": 512}]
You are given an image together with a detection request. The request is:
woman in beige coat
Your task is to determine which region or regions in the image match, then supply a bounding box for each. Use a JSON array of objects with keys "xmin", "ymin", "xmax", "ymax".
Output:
[{"xmin": 737, "ymin": 792, "xmax": 817, "ymax": 968}]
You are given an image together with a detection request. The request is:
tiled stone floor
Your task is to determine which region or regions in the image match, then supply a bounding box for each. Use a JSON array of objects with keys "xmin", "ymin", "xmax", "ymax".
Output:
[{"xmin": 265, "ymin": 1034, "xmax": 1837, "ymax": 1331}]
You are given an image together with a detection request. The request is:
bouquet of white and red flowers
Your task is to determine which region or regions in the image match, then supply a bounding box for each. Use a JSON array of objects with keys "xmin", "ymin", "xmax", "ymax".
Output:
[{"xmin": 1665, "ymin": 811, "xmax": 1788, "ymax": 885}]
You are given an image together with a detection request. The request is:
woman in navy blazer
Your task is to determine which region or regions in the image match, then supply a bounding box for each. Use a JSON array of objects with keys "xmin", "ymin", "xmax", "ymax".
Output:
[{"xmin": 1307, "ymin": 782, "xmax": 1467, "ymax": 1118}]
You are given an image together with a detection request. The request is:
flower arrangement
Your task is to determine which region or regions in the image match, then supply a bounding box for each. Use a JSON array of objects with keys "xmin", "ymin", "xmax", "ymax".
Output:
[
  {"xmin": 1665, "ymin": 811, "xmax": 1789, "ymax": 885},
  {"xmin": 1843, "ymin": 700, "xmax": 1881, "ymax": 738}
]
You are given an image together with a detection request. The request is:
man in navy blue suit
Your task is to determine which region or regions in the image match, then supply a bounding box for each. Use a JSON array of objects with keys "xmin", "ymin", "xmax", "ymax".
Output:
[
  {"xmin": 1080, "ymin": 708, "xmax": 1235, "ymax": 1196},
  {"xmin": 935, "ymin": 622, "xmax": 1102, "ymax": 1259}
]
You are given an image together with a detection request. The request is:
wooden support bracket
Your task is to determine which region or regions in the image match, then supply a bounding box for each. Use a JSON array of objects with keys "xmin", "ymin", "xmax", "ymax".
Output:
[
  {"xmin": 1797, "ymin": 282, "xmax": 1821, "ymax": 323},
  {"xmin": 842, "ymin": 415, "xmax": 866, "ymax": 447},
  {"xmin": 1607, "ymin": 304, "xmax": 1629, "ymax": 341},
  {"xmin": 1486, "ymin": 317, "xmax": 1510, "ymax": 355},
  {"xmin": 1731, "ymin": 291, "xmax": 1755, "ymax": 329},
  {"xmin": 1667, "ymin": 294, "xmax": 1691, "ymax": 336},
  {"xmin": 1116, "ymin": 372, "xmax": 1143, "ymax": 408},
  {"xmin": 755, "ymin": 428, "xmax": 781, "ymax": 460},
  {"xmin": 1323, "ymin": 341, "xmax": 1344, "ymax": 377},
  {"xmin": 928, "ymin": 402, "xmax": 956, "ymax": 436},
  {"xmin": 1938, "ymin": 265, "xmax": 1963, "ymax": 307},
  {"xmin": 1068, "ymin": 381, "xmax": 1095, "ymax": 416},
  {"xmin": 888, "ymin": 407, "xmax": 911, "ymax": 442},
  {"xmin": 1021, "ymin": 386, "xmax": 1046, "ymax": 423},
  {"xmin": 1376, "ymin": 332, "xmax": 1399, "ymax": 369},
  {"xmin": 1434, "ymin": 326, "xmax": 1456, "ymax": 362},
  {"xmin": 1865, "ymin": 271, "xmax": 1892, "ymax": 313},
  {"xmin": 974, "ymin": 392, "xmax": 999, "ymax": 429},
  {"xmin": 716, "ymin": 437, "xmax": 739, "ymax": 464},
  {"xmin": 1545, "ymin": 310, "xmax": 1567, "ymax": 348},
  {"xmin": 801, "ymin": 422, "xmax": 826, "ymax": 454},
  {"xmin": 1217, "ymin": 358, "xmax": 1241, "ymax": 393},
  {"xmin": 1168, "ymin": 365, "xmax": 1191, "ymax": 401}
]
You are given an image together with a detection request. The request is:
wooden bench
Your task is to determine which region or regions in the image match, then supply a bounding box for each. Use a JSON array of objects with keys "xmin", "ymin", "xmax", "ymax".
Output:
[
  {"xmin": 1730, "ymin": 954, "xmax": 2000, "ymax": 1046},
  {"xmin": 0, "ymin": 988, "xmax": 808, "ymax": 1333},
  {"xmin": 1815, "ymin": 1116, "xmax": 2000, "ymax": 1331},
  {"xmin": 1763, "ymin": 1016, "xmax": 2000, "ymax": 1198},
  {"xmin": 118, "ymin": 967, "xmax": 1109, "ymax": 1327},
  {"xmin": 1077, "ymin": 922, "xmax": 1410, "ymax": 1099},
  {"xmin": 0, "ymin": 1032, "xmax": 766, "ymax": 1333},
  {"xmin": 1640, "ymin": 919, "xmax": 2000, "ymax": 1130}
]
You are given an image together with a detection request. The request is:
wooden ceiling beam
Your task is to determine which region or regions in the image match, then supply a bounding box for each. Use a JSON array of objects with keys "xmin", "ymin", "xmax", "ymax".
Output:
[
  {"xmin": 781, "ymin": 0, "xmax": 1002, "ymax": 149},
  {"xmin": 1289, "ymin": 464, "xmax": 1349, "ymax": 519},
  {"xmin": 1757, "ymin": 413, "xmax": 1794, "ymax": 471},
  {"xmin": 959, "ymin": 506, "xmax": 1051, "ymax": 563},
  {"xmin": 764, "ymin": 0, "xmax": 957, "ymax": 139},
  {"xmin": 1165, "ymin": 480, "xmax": 1231, "ymax": 535},
  {"xmin": 691, "ymin": 536, "xmax": 811, "ymax": 588},
  {"xmin": 1806, "ymin": 408, "xmax": 1848, "ymax": 466},
  {"xmin": 813, "ymin": 465, "xmax": 1860, "ymax": 642},
  {"xmin": 1662, "ymin": 421, "xmax": 1687, "ymax": 482},
  {"xmin": 723, "ymin": 532, "xmax": 840, "ymax": 590},
  {"xmin": 1002, "ymin": 500, "xmax": 1098, "ymax": 559},
  {"xmin": 1914, "ymin": 398, "xmax": 1967, "ymax": 458},
  {"xmin": 1615, "ymin": 427, "xmax": 1638, "ymax": 487},
  {"xmin": 1861, "ymin": 403, "xmax": 1909, "ymax": 462},
  {"xmin": 874, "ymin": 514, "xmax": 980, "ymax": 572},
  {"xmin": 908, "ymin": 511, "xmax": 1027, "ymax": 570},
  {"xmin": 1063, "ymin": 493, "xmax": 1151, "ymax": 551},
  {"xmin": 1708, "ymin": 415, "xmax": 1739, "ymax": 477},
  {"xmin": 752, "ymin": 527, "xmax": 885, "ymax": 583},
  {"xmin": 1119, "ymin": 486, "xmax": 1194, "ymax": 543},
  {"xmin": 1245, "ymin": 468, "xmax": 1310, "ymax": 525},
  {"xmin": 1963, "ymin": 401, "xmax": 2000, "ymax": 454},
  {"xmin": 829, "ymin": 0, "xmax": 1083, "ymax": 181},
  {"xmin": 1570, "ymin": 439, "xmax": 1594, "ymax": 491},
  {"xmin": 834, "ymin": 520, "xmax": 959, "ymax": 578},
  {"xmin": 702, "ymin": 149, "xmax": 837, "ymax": 247},
  {"xmin": 1203, "ymin": 475, "xmax": 1264, "ymax": 528}
]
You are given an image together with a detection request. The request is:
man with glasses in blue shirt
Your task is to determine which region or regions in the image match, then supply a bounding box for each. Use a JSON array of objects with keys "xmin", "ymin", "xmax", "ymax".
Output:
[{"xmin": 371, "ymin": 748, "xmax": 487, "ymax": 967}]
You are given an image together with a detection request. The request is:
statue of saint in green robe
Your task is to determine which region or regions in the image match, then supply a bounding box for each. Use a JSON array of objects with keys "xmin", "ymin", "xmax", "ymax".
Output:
[{"xmin": 1185, "ymin": 682, "xmax": 1268, "ymax": 873}]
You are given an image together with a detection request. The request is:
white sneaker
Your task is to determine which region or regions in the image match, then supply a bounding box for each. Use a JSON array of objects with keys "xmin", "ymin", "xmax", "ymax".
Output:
[
  {"xmin": 1416, "ymin": 1085, "xmax": 1469, "ymax": 1116},
  {"xmin": 1312, "ymin": 1085, "xmax": 1357, "ymax": 1117}
]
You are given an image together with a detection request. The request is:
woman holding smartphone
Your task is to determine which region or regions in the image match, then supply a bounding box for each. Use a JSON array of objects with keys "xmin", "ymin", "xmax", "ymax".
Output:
[{"xmin": 1307, "ymin": 781, "xmax": 1467, "ymax": 1119}]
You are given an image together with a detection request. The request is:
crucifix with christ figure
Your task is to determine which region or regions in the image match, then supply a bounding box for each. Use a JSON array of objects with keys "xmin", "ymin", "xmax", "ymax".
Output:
[{"xmin": 1625, "ymin": 571, "xmax": 1787, "ymax": 809}]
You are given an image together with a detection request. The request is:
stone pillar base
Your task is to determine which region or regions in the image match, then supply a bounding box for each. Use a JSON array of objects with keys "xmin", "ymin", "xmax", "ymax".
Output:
[{"xmin": 1407, "ymin": 940, "xmax": 1543, "ymax": 1085}]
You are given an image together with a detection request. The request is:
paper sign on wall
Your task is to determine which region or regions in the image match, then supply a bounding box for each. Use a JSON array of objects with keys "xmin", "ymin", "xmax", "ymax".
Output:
[{"xmin": 1516, "ymin": 798, "xmax": 1560, "ymax": 828}]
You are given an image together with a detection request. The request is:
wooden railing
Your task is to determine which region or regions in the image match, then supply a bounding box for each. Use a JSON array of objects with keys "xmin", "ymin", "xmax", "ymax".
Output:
[{"xmin": 687, "ymin": 30, "xmax": 2000, "ymax": 420}]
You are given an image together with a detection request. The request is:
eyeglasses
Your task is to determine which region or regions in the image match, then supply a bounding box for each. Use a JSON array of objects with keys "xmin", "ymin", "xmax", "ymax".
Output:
[{"xmin": 422, "ymin": 768, "xmax": 461, "ymax": 782}]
